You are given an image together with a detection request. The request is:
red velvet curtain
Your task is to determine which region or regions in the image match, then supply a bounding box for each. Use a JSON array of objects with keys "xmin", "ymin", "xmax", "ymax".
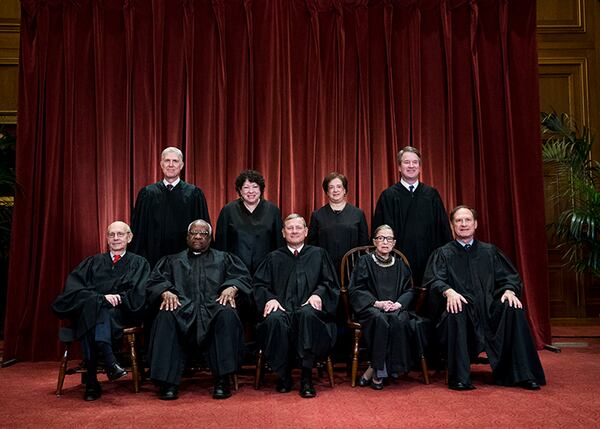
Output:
[{"xmin": 5, "ymin": 0, "xmax": 550, "ymax": 360}]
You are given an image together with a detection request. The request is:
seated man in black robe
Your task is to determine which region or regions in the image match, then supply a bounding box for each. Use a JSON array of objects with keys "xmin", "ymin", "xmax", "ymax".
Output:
[
  {"xmin": 147, "ymin": 219, "xmax": 252, "ymax": 400},
  {"xmin": 423, "ymin": 205, "xmax": 546, "ymax": 391},
  {"xmin": 52, "ymin": 221, "xmax": 150, "ymax": 401},
  {"xmin": 253, "ymin": 213, "xmax": 339, "ymax": 398}
]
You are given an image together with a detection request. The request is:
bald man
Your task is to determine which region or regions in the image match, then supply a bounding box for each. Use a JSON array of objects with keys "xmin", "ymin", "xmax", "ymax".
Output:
[{"xmin": 52, "ymin": 221, "xmax": 151, "ymax": 401}]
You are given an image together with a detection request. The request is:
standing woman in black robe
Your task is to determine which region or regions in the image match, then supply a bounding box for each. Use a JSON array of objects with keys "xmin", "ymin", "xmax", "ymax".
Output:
[
  {"xmin": 307, "ymin": 172, "xmax": 369, "ymax": 273},
  {"xmin": 214, "ymin": 170, "xmax": 284, "ymax": 275},
  {"xmin": 348, "ymin": 225, "xmax": 426, "ymax": 390}
]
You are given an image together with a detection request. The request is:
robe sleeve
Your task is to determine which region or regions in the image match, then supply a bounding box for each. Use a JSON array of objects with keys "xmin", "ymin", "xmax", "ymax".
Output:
[
  {"xmin": 396, "ymin": 261, "xmax": 416, "ymax": 309},
  {"xmin": 372, "ymin": 194, "xmax": 386, "ymax": 236},
  {"xmin": 273, "ymin": 208, "xmax": 285, "ymax": 249},
  {"xmin": 358, "ymin": 210, "xmax": 370, "ymax": 244},
  {"xmin": 129, "ymin": 187, "xmax": 149, "ymax": 258},
  {"xmin": 145, "ymin": 255, "xmax": 179, "ymax": 307},
  {"xmin": 118, "ymin": 256, "xmax": 151, "ymax": 315},
  {"xmin": 312, "ymin": 250, "xmax": 340, "ymax": 316},
  {"xmin": 307, "ymin": 210, "xmax": 319, "ymax": 245},
  {"xmin": 432, "ymin": 189, "xmax": 452, "ymax": 246},
  {"xmin": 348, "ymin": 256, "xmax": 376, "ymax": 313},
  {"xmin": 52, "ymin": 256, "xmax": 104, "ymax": 321},
  {"xmin": 221, "ymin": 252, "xmax": 252, "ymax": 295},
  {"xmin": 213, "ymin": 206, "xmax": 230, "ymax": 251},
  {"xmin": 192, "ymin": 187, "xmax": 211, "ymax": 226},
  {"xmin": 253, "ymin": 254, "xmax": 278, "ymax": 312},
  {"xmin": 492, "ymin": 246, "xmax": 524, "ymax": 298},
  {"xmin": 422, "ymin": 248, "xmax": 451, "ymax": 319}
]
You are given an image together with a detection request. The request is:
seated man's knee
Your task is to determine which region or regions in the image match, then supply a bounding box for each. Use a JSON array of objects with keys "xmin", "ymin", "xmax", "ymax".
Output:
[
  {"xmin": 263, "ymin": 310, "xmax": 289, "ymax": 327},
  {"xmin": 445, "ymin": 309, "xmax": 468, "ymax": 326},
  {"xmin": 296, "ymin": 304, "xmax": 320, "ymax": 320}
]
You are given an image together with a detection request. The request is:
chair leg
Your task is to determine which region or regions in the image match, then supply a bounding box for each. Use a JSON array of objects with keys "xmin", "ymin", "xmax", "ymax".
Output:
[
  {"xmin": 232, "ymin": 374, "xmax": 239, "ymax": 391},
  {"xmin": 56, "ymin": 344, "xmax": 70, "ymax": 397},
  {"xmin": 351, "ymin": 329, "xmax": 361, "ymax": 387},
  {"xmin": 254, "ymin": 349, "xmax": 263, "ymax": 390},
  {"xmin": 420, "ymin": 354, "xmax": 430, "ymax": 385},
  {"xmin": 326, "ymin": 356, "xmax": 335, "ymax": 388},
  {"xmin": 125, "ymin": 332, "xmax": 140, "ymax": 393}
]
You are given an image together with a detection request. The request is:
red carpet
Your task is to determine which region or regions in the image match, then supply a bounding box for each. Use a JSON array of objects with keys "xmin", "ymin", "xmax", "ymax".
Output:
[{"xmin": 1, "ymin": 343, "xmax": 599, "ymax": 429}]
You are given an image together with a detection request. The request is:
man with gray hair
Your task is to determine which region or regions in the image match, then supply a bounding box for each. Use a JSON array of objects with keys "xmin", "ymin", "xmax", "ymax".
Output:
[
  {"xmin": 130, "ymin": 147, "xmax": 210, "ymax": 267},
  {"xmin": 146, "ymin": 219, "xmax": 252, "ymax": 400}
]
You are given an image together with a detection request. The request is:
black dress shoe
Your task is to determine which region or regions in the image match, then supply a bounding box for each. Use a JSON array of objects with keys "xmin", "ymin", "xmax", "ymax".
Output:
[
  {"xmin": 370, "ymin": 377, "xmax": 384, "ymax": 391},
  {"xmin": 213, "ymin": 376, "xmax": 232, "ymax": 400},
  {"xmin": 357, "ymin": 376, "xmax": 371, "ymax": 387},
  {"xmin": 106, "ymin": 362, "xmax": 127, "ymax": 381},
  {"xmin": 448, "ymin": 381, "xmax": 476, "ymax": 391},
  {"xmin": 159, "ymin": 384, "xmax": 179, "ymax": 400},
  {"xmin": 299, "ymin": 379, "xmax": 316, "ymax": 398},
  {"xmin": 276, "ymin": 375, "xmax": 293, "ymax": 393},
  {"xmin": 519, "ymin": 380, "xmax": 541, "ymax": 390},
  {"xmin": 84, "ymin": 381, "xmax": 102, "ymax": 401}
]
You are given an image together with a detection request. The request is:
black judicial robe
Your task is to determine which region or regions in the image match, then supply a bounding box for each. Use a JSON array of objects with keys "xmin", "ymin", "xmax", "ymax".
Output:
[
  {"xmin": 254, "ymin": 246, "xmax": 340, "ymax": 371},
  {"xmin": 52, "ymin": 252, "xmax": 150, "ymax": 341},
  {"xmin": 146, "ymin": 248, "xmax": 252, "ymax": 346},
  {"xmin": 423, "ymin": 240, "xmax": 546, "ymax": 385},
  {"xmin": 254, "ymin": 246, "xmax": 339, "ymax": 318},
  {"xmin": 214, "ymin": 199, "xmax": 284, "ymax": 274},
  {"xmin": 307, "ymin": 203, "xmax": 369, "ymax": 272},
  {"xmin": 349, "ymin": 254, "xmax": 427, "ymax": 372},
  {"xmin": 130, "ymin": 181, "xmax": 210, "ymax": 267},
  {"xmin": 372, "ymin": 182, "xmax": 452, "ymax": 287}
]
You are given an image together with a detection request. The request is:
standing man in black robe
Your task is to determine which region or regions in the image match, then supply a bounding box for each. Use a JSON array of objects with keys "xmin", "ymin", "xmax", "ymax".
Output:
[
  {"xmin": 52, "ymin": 221, "xmax": 150, "ymax": 401},
  {"xmin": 253, "ymin": 213, "xmax": 339, "ymax": 398},
  {"xmin": 147, "ymin": 219, "xmax": 252, "ymax": 400},
  {"xmin": 372, "ymin": 146, "xmax": 452, "ymax": 288},
  {"xmin": 422, "ymin": 205, "xmax": 546, "ymax": 391},
  {"xmin": 130, "ymin": 147, "xmax": 211, "ymax": 268}
]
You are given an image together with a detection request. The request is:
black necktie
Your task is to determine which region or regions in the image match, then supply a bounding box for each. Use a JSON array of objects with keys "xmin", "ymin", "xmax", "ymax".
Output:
[
  {"xmin": 166, "ymin": 184, "xmax": 174, "ymax": 191},
  {"xmin": 464, "ymin": 244, "xmax": 471, "ymax": 252},
  {"xmin": 409, "ymin": 185, "xmax": 414, "ymax": 197}
]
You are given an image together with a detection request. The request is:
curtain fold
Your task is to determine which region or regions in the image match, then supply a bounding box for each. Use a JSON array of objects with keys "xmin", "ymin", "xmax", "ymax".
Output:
[{"xmin": 5, "ymin": 0, "xmax": 550, "ymax": 360}]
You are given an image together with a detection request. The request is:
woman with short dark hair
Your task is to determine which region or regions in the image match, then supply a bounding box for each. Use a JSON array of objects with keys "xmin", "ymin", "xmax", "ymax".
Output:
[
  {"xmin": 214, "ymin": 170, "xmax": 283, "ymax": 274},
  {"xmin": 307, "ymin": 172, "xmax": 369, "ymax": 272}
]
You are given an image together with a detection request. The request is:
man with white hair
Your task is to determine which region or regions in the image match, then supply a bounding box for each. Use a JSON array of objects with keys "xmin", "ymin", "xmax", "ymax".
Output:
[
  {"xmin": 130, "ymin": 147, "xmax": 211, "ymax": 267},
  {"xmin": 52, "ymin": 221, "xmax": 150, "ymax": 401}
]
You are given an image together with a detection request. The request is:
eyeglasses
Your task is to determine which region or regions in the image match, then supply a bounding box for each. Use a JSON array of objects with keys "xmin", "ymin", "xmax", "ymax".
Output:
[
  {"xmin": 374, "ymin": 236, "xmax": 395, "ymax": 243},
  {"xmin": 189, "ymin": 231, "xmax": 210, "ymax": 237},
  {"xmin": 107, "ymin": 232, "xmax": 128, "ymax": 238}
]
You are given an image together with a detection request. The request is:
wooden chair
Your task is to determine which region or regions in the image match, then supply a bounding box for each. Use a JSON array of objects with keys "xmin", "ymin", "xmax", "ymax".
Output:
[
  {"xmin": 339, "ymin": 245, "xmax": 430, "ymax": 387},
  {"xmin": 55, "ymin": 326, "xmax": 143, "ymax": 396},
  {"xmin": 254, "ymin": 349, "xmax": 335, "ymax": 389}
]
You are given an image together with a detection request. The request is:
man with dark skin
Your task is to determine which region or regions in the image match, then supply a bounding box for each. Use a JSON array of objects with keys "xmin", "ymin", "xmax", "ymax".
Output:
[{"xmin": 146, "ymin": 219, "xmax": 251, "ymax": 400}]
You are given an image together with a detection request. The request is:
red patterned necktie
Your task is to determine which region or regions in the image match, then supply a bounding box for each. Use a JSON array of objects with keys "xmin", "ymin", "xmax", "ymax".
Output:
[
  {"xmin": 294, "ymin": 250, "xmax": 299, "ymax": 257},
  {"xmin": 113, "ymin": 254, "xmax": 121, "ymax": 265}
]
